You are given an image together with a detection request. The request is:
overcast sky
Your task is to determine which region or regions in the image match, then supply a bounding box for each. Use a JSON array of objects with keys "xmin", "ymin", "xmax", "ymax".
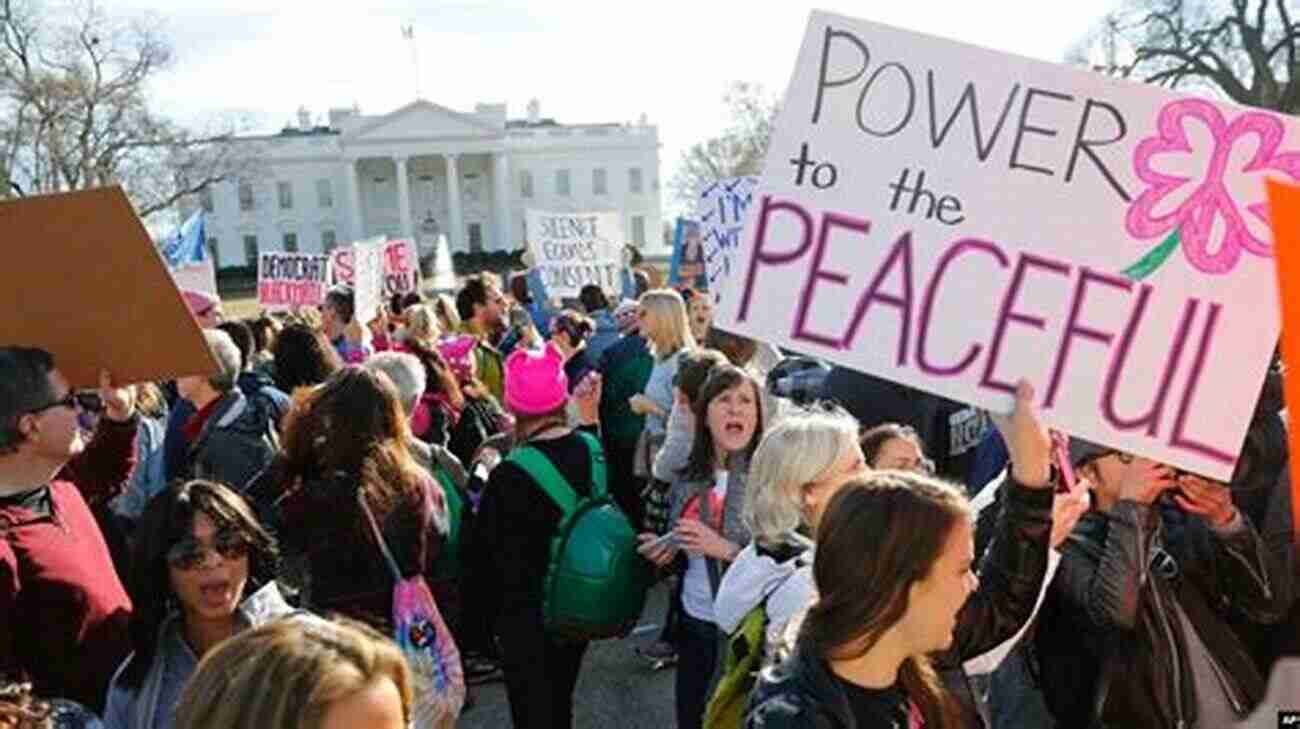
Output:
[{"xmin": 109, "ymin": 0, "xmax": 1118, "ymax": 205}]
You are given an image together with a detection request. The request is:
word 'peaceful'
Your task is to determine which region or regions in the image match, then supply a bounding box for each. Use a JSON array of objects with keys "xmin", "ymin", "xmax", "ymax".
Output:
[{"xmin": 737, "ymin": 195, "xmax": 1233, "ymax": 465}]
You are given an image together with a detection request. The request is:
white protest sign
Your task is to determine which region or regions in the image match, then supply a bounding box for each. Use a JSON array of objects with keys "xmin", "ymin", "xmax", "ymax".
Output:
[
  {"xmin": 698, "ymin": 177, "xmax": 759, "ymax": 303},
  {"xmin": 258, "ymin": 252, "xmax": 331, "ymax": 310},
  {"xmin": 717, "ymin": 11, "xmax": 1300, "ymax": 479},
  {"xmin": 348, "ymin": 236, "xmax": 386, "ymax": 326},
  {"xmin": 526, "ymin": 210, "xmax": 624, "ymax": 298}
]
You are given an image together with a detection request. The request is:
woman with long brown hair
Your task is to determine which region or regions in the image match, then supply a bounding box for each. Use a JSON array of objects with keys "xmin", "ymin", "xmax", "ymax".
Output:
[
  {"xmin": 261, "ymin": 367, "xmax": 449, "ymax": 629},
  {"xmin": 749, "ymin": 475, "xmax": 975, "ymax": 729},
  {"xmin": 746, "ymin": 381, "xmax": 1057, "ymax": 729}
]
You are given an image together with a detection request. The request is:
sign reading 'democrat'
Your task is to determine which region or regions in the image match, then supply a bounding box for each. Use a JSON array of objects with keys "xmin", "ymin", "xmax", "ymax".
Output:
[
  {"xmin": 258, "ymin": 252, "xmax": 331, "ymax": 309},
  {"xmin": 716, "ymin": 12, "xmax": 1300, "ymax": 479},
  {"xmin": 329, "ymin": 239, "xmax": 421, "ymax": 298},
  {"xmin": 526, "ymin": 210, "xmax": 624, "ymax": 298}
]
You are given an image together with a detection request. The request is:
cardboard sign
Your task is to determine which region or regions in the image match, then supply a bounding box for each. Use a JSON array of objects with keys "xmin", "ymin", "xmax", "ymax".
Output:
[
  {"xmin": 0, "ymin": 187, "xmax": 218, "ymax": 386},
  {"xmin": 698, "ymin": 177, "xmax": 759, "ymax": 302},
  {"xmin": 328, "ymin": 238, "xmax": 421, "ymax": 299},
  {"xmin": 525, "ymin": 210, "xmax": 624, "ymax": 298},
  {"xmin": 1265, "ymin": 180, "xmax": 1300, "ymax": 541},
  {"xmin": 716, "ymin": 12, "xmax": 1300, "ymax": 479},
  {"xmin": 258, "ymin": 252, "xmax": 330, "ymax": 309},
  {"xmin": 669, "ymin": 219, "xmax": 706, "ymax": 289}
]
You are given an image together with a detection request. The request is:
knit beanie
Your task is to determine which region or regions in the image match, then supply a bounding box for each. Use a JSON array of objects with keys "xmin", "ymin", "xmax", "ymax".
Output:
[{"xmin": 504, "ymin": 343, "xmax": 569, "ymax": 415}]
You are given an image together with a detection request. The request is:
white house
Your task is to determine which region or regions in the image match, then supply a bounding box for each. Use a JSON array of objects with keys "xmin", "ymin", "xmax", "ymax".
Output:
[{"xmin": 196, "ymin": 99, "xmax": 664, "ymax": 269}]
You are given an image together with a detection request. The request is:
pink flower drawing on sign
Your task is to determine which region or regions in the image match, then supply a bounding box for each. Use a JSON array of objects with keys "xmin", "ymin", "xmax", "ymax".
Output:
[{"xmin": 1124, "ymin": 98, "xmax": 1300, "ymax": 278}]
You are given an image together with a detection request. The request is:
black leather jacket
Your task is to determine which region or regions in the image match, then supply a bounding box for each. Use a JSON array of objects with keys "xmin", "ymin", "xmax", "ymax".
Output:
[
  {"xmin": 1052, "ymin": 500, "xmax": 1292, "ymax": 728},
  {"xmin": 936, "ymin": 478, "xmax": 1054, "ymax": 728},
  {"xmin": 746, "ymin": 476, "xmax": 1054, "ymax": 729}
]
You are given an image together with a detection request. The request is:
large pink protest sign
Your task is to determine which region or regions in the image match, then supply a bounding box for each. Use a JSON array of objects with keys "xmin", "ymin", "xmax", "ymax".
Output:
[
  {"xmin": 258, "ymin": 252, "xmax": 330, "ymax": 309},
  {"xmin": 716, "ymin": 12, "xmax": 1300, "ymax": 479}
]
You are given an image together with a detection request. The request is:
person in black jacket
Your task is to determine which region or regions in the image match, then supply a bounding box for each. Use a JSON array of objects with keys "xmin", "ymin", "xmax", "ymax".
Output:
[
  {"xmin": 1035, "ymin": 438, "xmax": 1293, "ymax": 729},
  {"xmin": 472, "ymin": 344, "xmax": 603, "ymax": 729},
  {"xmin": 748, "ymin": 379, "xmax": 1056, "ymax": 729}
]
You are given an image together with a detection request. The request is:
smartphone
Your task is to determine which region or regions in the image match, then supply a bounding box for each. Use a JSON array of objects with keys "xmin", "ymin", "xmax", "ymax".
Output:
[{"xmin": 645, "ymin": 531, "xmax": 679, "ymax": 551}]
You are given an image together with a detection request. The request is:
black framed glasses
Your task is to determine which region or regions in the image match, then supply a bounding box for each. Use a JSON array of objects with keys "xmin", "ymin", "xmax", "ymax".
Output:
[
  {"xmin": 27, "ymin": 391, "xmax": 101, "ymax": 416},
  {"xmin": 166, "ymin": 529, "xmax": 250, "ymax": 571}
]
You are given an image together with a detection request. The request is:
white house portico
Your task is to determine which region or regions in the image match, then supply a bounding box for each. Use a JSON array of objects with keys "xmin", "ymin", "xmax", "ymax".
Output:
[{"xmin": 195, "ymin": 99, "xmax": 663, "ymax": 270}]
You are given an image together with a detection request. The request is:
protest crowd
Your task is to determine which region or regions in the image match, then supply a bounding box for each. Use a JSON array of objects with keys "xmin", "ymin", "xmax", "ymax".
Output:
[{"xmin": 1, "ymin": 240, "xmax": 1297, "ymax": 729}]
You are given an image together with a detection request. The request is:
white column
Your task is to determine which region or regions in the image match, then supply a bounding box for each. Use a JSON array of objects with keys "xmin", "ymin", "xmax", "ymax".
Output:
[
  {"xmin": 395, "ymin": 156, "xmax": 413, "ymax": 241},
  {"xmin": 444, "ymin": 153, "xmax": 464, "ymax": 251},
  {"xmin": 344, "ymin": 158, "xmax": 364, "ymax": 240},
  {"xmin": 492, "ymin": 152, "xmax": 511, "ymax": 251}
]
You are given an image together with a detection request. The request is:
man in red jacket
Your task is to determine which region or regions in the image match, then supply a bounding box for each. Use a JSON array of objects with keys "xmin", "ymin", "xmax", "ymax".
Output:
[{"xmin": 0, "ymin": 347, "xmax": 137, "ymax": 712}]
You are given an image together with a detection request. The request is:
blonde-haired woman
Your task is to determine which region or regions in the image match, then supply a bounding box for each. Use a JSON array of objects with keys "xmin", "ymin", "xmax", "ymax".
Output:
[
  {"xmin": 629, "ymin": 289, "xmax": 696, "ymax": 469},
  {"xmin": 403, "ymin": 304, "xmax": 442, "ymax": 350},
  {"xmin": 713, "ymin": 405, "xmax": 867, "ymax": 653},
  {"xmin": 175, "ymin": 617, "xmax": 412, "ymax": 729}
]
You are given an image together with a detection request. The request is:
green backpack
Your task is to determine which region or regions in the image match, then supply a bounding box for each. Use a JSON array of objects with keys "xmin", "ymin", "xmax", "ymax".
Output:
[
  {"xmin": 703, "ymin": 600, "xmax": 771, "ymax": 729},
  {"xmin": 507, "ymin": 431, "xmax": 653, "ymax": 641}
]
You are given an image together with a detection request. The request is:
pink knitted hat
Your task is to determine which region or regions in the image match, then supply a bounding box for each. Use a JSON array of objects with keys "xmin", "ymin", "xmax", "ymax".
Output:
[
  {"xmin": 504, "ymin": 343, "xmax": 569, "ymax": 415},
  {"xmin": 437, "ymin": 335, "xmax": 477, "ymax": 382}
]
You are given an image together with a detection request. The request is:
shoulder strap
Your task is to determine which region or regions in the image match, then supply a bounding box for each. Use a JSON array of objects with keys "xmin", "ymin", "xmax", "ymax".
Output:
[
  {"xmin": 574, "ymin": 430, "xmax": 607, "ymax": 498},
  {"xmin": 508, "ymin": 431, "xmax": 607, "ymax": 516},
  {"xmin": 356, "ymin": 490, "xmax": 403, "ymax": 583},
  {"xmin": 509, "ymin": 446, "xmax": 580, "ymax": 516}
]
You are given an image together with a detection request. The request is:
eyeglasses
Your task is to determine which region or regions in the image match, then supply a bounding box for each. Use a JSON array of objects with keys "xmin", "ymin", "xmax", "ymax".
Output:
[
  {"xmin": 27, "ymin": 391, "xmax": 101, "ymax": 416},
  {"xmin": 166, "ymin": 529, "xmax": 250, "ymax": 571}
]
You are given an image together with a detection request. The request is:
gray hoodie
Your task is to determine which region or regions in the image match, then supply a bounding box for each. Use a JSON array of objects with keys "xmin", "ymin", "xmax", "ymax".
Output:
[{"xmin": 103, "ymin": 582, "xmax": 298, "ymax": 729}]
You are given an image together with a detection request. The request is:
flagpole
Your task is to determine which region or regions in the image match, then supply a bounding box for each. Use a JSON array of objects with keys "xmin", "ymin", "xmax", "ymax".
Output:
[{"xmin": 403, "ymin": 23, "xmax": 421, "ymax": 101}]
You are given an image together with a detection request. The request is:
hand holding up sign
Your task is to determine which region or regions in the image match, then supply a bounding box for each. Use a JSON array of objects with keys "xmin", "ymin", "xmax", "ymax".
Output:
[{"xmin": 991, "ymin": 380, "xmax": 1053, "ymax": 489}]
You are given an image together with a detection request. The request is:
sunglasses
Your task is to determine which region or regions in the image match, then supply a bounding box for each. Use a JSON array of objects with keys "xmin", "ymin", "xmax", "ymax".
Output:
[
  {"xmin": 166, "ymin": 529, "xmax": 250, "ymax": 571},
  {"xmin": 27, "ymin": 391, "xmax": 102, "ymax": 415}
]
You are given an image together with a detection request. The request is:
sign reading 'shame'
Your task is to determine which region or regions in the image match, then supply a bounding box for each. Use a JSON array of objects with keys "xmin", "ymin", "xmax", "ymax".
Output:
[{"xmin": 717, "ymin": 12, "xmax": 1300, "ymax": 479}]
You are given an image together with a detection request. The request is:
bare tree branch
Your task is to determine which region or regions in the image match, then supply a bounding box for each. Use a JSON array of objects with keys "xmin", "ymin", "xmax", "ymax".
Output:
[
  {"xmin": 0, "ymin": 0, "xmax": 254, "ymax": 219},
  {"xmin": 1076, "ymin": 0, "xmax": 1298, "ymax": 114}
]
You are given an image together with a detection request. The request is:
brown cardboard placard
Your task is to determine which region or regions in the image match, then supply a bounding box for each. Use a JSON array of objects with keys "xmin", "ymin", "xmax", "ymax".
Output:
[{"xmin": 0, "ymin": 186, "xmax": 218, "ymax": 387}]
